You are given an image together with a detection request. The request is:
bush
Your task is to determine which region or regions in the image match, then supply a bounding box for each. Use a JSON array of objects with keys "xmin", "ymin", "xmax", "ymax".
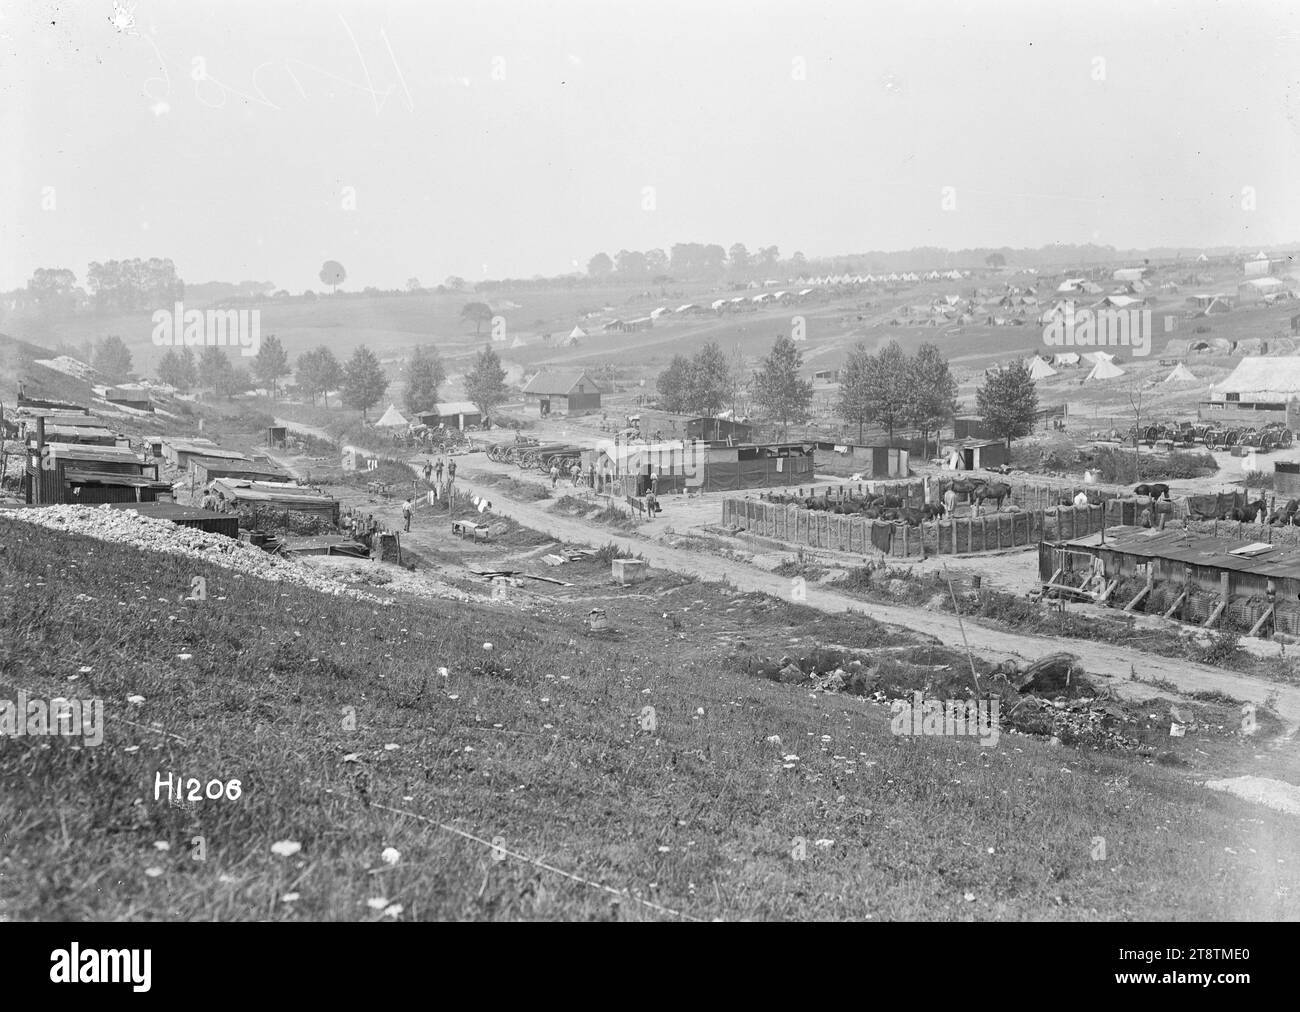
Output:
[{"xmin": 1091, "ymin": 446, "xmax": 1217, "ymax": 483}]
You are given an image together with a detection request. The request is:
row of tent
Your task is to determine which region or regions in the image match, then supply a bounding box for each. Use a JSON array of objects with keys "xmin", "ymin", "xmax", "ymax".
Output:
[
  {"xmin": 1024, "ymin": 354, "xmax": 1200, "ymax": 384},
  {"xmin": 797, "ymin": 270, "xmax": 970, "ymax": 285}
]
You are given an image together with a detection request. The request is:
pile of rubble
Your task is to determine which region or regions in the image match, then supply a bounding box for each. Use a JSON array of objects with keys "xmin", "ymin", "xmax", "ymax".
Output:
[
  {"xmin": 744, "ymin": 646, "xmax": 1192, "ymax": 751},
  {"xmin": 8, "ymin": 504, "xmax": 391, "ymax": 603}
]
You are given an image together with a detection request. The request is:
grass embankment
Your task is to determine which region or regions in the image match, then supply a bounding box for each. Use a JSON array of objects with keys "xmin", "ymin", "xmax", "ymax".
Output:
[
  {"xmin": 829, "ymin": 562, "xmax": 1300, "ymax": 686},
  {"xmin": 2, "ymin": 518, "xmax": 1298, "ymax": 920}
]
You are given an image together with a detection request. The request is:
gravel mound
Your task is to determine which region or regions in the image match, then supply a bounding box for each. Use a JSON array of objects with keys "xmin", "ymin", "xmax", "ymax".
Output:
[{"xmin": 8, "ymin": 504, "xmax": 391, "ymax": 604}]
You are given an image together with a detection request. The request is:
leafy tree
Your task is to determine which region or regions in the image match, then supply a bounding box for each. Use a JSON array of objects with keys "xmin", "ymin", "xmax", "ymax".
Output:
[
  {"xmin": 615, "ymin": 249, "xmax": 647, "ymax": 275},
  {"xmin": 753, "ymin": 334, "xmax": 812, "ymax": 439},
  {"xmin": 837, "ymin": 343, "xmax": 874, "ymax": 442},
  {"xmin": 985, "ymin": 252, "xmax": 1007, "ymax": 268},
  {"xmin": 729, "ymin": 243, "xmax": 750, "ymax": 269},
  {"xmin": 216, "ymin": 364, "xmax": 251, "ymax": 401},
  {"xmin": 403, "ymin": 344, "xmax": 446, "ymax": 416},
  {"xmin": 319, "ymin": 260, "xmax": 346, "ymax": 293},
  {"xmin": 464, "ymin": 345, "xmax": 510, "ymax": 423},
  {"xmin": 656, "ymin": 355, "xmax": 693, "ymax": 414},
  {"xmin": 976, "ymin": 360, "xmax": 1039, "ymax": 449},
  {"xmin": 93, "ymin": 334, "xmax": 133, "ymax": 382},
  {"xmin": 644, "ymin": 249, "xmax": 668, "ymax": 276},
  {"xmin": 758, "ymin": 245, "xmax": 780, "ymax": 267},
  {"xmin": 460, "ymin": 301, "xmax": 494, "ymax": 336},
  {"xmin": 27, "ymin": 267, "xmax": 79, "ymax": 314},
  {"xmin": 86, "ymin": 258, "xmax": 183, "ymax": 312},
  {"xmin": 297, "ymin": 346, "xmax": 343, "ymax": 407},
  {"xmin": 444, "ymin": 276, "xmax": 466, "ymax": 291},
  {"xmin": 252, "ymin": 334, "xmax": 290, "ymax": 399},
  {"xmin": 176, "ymin": 346, "xmax": 197, "ymax": 391},
  {"xmin": 198, "ymin": 345, "xmax": 235, "ymax": 394},
  {"xmin": 587, "ymin": 253, "xmax": 614, "ymax": 278},
  {"xmin": 905, "ymin": 343, "xmax": 958, "ymax": 458},
  {"xmin": 863, "ymin": 341, "xmax": 909, "ymax": 442},
  {"xmin": 342, "ymin": 346, "xmax": 389, "ymax": 421},
  {"xmin": 157, "ymin": 348, "xmax": 185, "ymax": 389},
  {"xmin": 686, "ymin": 342, "xmax": 731, "ymax": 420}
]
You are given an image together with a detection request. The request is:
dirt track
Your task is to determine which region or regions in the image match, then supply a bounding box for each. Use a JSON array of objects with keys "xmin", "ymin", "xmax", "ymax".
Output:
[{"xmin": 441, "ymin": 459, "xmax": 1300, "ymax": 725}]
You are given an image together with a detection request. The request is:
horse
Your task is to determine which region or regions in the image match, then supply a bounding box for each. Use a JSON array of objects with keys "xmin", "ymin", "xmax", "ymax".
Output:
[
  {"xmin": 1134, "ymin": 483, "xmax": 1171, "ymax": 501},
  {"xmin": 972, "ymin": 481, "xmax": 1012, "ymax": 515}
]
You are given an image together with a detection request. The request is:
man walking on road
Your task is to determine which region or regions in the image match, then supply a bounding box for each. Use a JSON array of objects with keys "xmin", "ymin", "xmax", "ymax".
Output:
[
  {"xmin": 434, "ymin": 458, "xmax": 445, "ymax": 488},
  {"xmin": 401, "ymin": 498, "xmax": 413, "ymax": 533},
  {"xmin": 550, "ymin": 463, "xmax": 560, "ymax": 487}
]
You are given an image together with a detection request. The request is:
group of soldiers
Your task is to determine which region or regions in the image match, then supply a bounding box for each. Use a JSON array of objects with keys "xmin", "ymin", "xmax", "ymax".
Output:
[
  {"xmin": 420, "ymin": 456, "xmax": 457, "ymax": 496},
  {"xmin": 341, "ymin": 506, "xmax": 383, "ymax": 547}
]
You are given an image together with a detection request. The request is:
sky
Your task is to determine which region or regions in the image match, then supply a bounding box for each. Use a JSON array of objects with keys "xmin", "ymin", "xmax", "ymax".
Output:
[{"xmin": 1, "ymin": 0, "xmax": 1298, "ymax": 293}]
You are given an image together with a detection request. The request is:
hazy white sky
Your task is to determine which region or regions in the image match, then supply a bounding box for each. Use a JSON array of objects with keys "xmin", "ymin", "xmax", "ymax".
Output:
[{"xmin": 1, "ymin": 0, "xmax": 1297, "ymax": 292}]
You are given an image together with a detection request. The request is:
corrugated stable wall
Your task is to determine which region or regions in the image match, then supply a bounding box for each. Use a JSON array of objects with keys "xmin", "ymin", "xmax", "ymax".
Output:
[
  {"xmin": 1040, "ymin": 540, "xmax": 1300, "ymax": 636},
  {"xmin": 721, "ymin": 499, "xmax": 1106, "ymax": 557}
]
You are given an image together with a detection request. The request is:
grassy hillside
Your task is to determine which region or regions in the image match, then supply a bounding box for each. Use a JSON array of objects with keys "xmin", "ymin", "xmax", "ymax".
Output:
[{"xmin": 2, "ymin": 517, "xmax": 1297, "ymax": 920}]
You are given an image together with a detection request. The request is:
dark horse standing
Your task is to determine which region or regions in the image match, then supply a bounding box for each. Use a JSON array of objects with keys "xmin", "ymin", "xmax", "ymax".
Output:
[{"xmin": 973, "ymin": 481, "xmax": 1012, "ymax": 515}]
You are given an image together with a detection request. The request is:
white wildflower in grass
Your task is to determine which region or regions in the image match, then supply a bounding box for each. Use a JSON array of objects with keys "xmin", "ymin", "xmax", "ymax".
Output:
[
  {"xmin": 384, "ymin": 743, "xmax": 400, "ymax": 751},
  {"xmin": 437, "ymin": 667, "xmax": 449, "ymax": 678},
  {"xmin": 382, "ymin": 903, "xmax": 403, "ymax": 918},
  {"xmin": 176, "ymin": 653, "xmax": 193, "ymax": 660},
  {"xmin": 127, "ymin": 695, "xmax": 145, "ymax": 705},
  {"xmin": 153, "ymin": 841, "xmax": 170, "ymax": 851},
  {"xmin": 964, "ymin": 892, "xmax": 975, "ymax": 902},
  {"xmin": 381, "ymin": 847, "xmax": 401, "ymax": 866},
  {"xmin": 482, "ymin": 642, "xmax": 493, "ymax": 651},
  {"xmin": 366, "ymin": 897, "xmax": 389, "ymax": 910},
  {"xmin": 144, "ymin": 867, "xmax": 163, "ymax": 878},
  {"xmin": 78, "ymin": 666, "xmax": 93, "ymax": 673},
  {"xmin": 271, "ymin": 840, "xmax": 302, "ymax": 858},
  {"xmin": 281, "ymin": 892, "xmax": 300, "ymax": 903}
]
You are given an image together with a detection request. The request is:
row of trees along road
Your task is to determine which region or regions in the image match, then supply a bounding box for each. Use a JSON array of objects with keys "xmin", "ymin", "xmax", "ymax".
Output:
[{"xmin": 154, "ymin": 340, "xmax": 512, "ymax": 424}]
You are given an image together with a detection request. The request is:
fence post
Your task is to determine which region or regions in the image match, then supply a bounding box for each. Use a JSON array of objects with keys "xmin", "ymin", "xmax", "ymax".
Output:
[{"xmin": 903, "ymin": 523, "xmax": 909, "ymax": 556}]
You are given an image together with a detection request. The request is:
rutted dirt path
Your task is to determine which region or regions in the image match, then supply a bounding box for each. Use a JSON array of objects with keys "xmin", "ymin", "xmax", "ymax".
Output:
[{"xmin": 439, "ymin": 459, "xmax": 1300, "ymax": 725}]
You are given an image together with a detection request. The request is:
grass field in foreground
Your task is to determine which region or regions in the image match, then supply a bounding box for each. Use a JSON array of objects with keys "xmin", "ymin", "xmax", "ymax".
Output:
[{"xmin": 1, "ymin": 518, "xmax": 1297, "ymax": 921}]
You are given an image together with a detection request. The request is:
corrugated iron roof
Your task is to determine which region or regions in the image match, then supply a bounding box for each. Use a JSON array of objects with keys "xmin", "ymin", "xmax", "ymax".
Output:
[
  {"xmin": 1058, "ymin": 525, "xmax": 1300, "ymax": 579},
  {"xmin": 64, "ymin": 469, "xmax": 166, "ymax": 488},
  {"xmin": 521, "ymin": 370, "xmax": 601, "ymax": 396}
]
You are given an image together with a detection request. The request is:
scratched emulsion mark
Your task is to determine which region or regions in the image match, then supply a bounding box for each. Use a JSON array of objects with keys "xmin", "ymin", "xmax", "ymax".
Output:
[{"xmin": 109, "ymin": 1, "xmax": 139, "ymax": 37}]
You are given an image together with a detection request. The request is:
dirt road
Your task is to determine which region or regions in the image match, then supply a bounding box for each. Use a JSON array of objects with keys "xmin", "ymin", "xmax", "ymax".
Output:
[{"xmin": 441, "ymin": 460, "xmax": 1300, "ymax": 724}]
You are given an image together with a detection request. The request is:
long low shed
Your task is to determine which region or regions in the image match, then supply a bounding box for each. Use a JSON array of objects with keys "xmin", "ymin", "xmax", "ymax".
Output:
[
  {"xmin": 104, "ymin": 501, "xmax": 240, "ymax": 538},
  {"xmin": 210, "ymin": 479, "xmax": 339, "ymax": 525},
  {"xmin": 191, "ymin": 455, "xmax": 288, "ymax": 485},
  {"xmin": 1041, "ymin": 526, "xmax": 1300, "ymax": 636},
  {"xmin": 25, "ymin": 443, "xmax": 163, "ymax": 505},
  {"xmin": 163, "ymin": 439, "xmax": 250, "ymax": 470}
]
